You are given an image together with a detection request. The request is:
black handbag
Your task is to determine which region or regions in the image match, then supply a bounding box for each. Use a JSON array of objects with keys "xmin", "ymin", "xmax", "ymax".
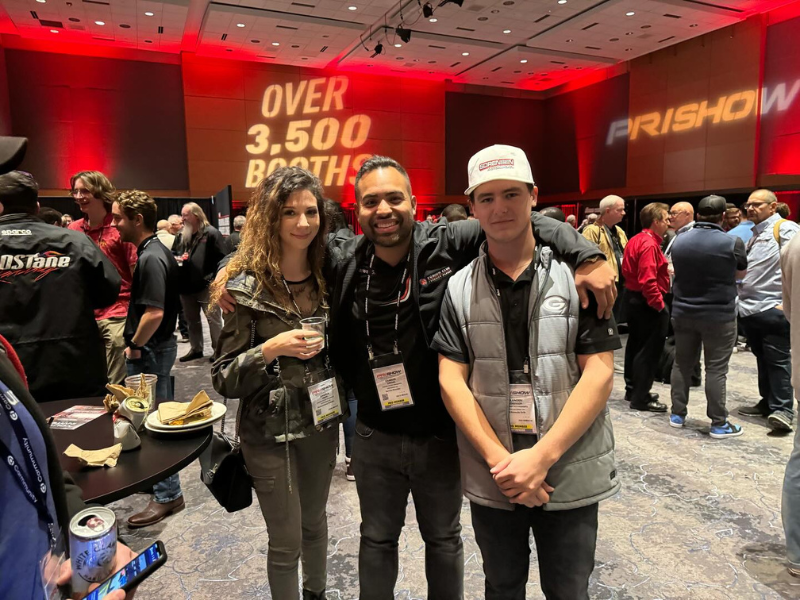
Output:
[{"xmin": 199, "ymin": 324, "xmax": 255, "ymax": 512}]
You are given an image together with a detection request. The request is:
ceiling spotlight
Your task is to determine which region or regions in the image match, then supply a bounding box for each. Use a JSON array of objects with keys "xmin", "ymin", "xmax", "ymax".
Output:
[
  {"xmin": 371, "ymin": 42, "xmax": 384, "ymax": 58},
  {"xmin": 50, "ymin": 29, "xmax": 58, "ymax": 33},
  {"xmin": 422, "ymin": 2, "xmax": 434, "ymax": 18},
  {"xmin": 272, "ymin": 42, "xmax": 280, "ymax": 46},
  {"xmin": 95, "ymin": 20, "xmax": 105, "ymax": 25},
  {"xmin": 348, "ymin": 5, "xmax": 357, "ymax": 9},
  {"xmin": 503, "ymin": 29, "xmax": 511, "ymax": 34},
  {"xmin": 394, "ymin": 43, "xmax": 402, "ymax": 47},
  {"xmin": 439, "ymin": 0, "xmax": 464, "ymax": 6},
  {"xmin": 626, "ymin": 11, "xmax": 635, "ymax": 16},
  {"xmin": 558, "ymin": 0, "xmax": 567, "ymax": 3},
  {"xmin": 429, "ymin": 17, "xmax": 438, "ymax": 22},
  {"xmin": 37, "ymin": 0, "xmax": 46, "ymax": 3},
  {"xmin": 237, "ymin": 23, "xmax": 245, "ymax": 27},
  {"xmin": 462, "ymin": 51, "xmax": 469, "ymax": 56},
  {"xmin": 396, "ymin": 25, "xmax": 412, "ymax": 43},
  {"xmin": 144, "ymin": 11, "xmax": 154, "ymax": 16},
  {"xmin": 520, "ymin": 59, "xmax": 527, "ymax": 63}
]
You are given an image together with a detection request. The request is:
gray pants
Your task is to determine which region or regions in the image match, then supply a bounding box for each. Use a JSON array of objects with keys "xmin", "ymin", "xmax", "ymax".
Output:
[
  {"xmin": 180, "ymin": 288, "xmax": 222, "ymax": 354},
  {"xmin": 670, "ymin": 317, "xmax": 737, "ymax": 426},
  {"xmin": 241, "ymin": 427, "xmax": 337, "ymax": 599}
]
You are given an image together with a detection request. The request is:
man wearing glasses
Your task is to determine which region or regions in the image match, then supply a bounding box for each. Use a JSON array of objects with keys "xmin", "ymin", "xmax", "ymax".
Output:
[
  {"xmin": 68, "ymin": 171, "xmax": 137, "ymax": 385},
  {"xmin": 738, "ymin": 189, "xmax": 799, "ymax": 432}
]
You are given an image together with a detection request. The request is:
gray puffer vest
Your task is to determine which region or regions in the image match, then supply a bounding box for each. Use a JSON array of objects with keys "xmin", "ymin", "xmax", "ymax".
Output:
[{"xmin": 447, "ymin": 244, "xmax": 620, "ymax": 511}]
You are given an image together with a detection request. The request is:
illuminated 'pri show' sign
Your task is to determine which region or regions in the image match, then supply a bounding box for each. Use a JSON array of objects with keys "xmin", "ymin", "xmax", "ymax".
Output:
[
  {"xmin": 245, "ymin": 76, "xmax": 373, "ymax": 188},
  {"xmin": 606, "ymin": 79, "xmax": 800, "ymax": 146}
]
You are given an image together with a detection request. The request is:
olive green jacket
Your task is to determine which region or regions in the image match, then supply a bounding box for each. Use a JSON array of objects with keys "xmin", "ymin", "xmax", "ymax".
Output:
[{"xmin": 211, "ymin": 271, "xmax": 347, "ymax": 446}]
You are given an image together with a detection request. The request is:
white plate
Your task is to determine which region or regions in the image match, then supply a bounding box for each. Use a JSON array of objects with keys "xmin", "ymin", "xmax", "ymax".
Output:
[{"xmin": 144, "ymin": 402, "xmax": 227, "ymax": 432}]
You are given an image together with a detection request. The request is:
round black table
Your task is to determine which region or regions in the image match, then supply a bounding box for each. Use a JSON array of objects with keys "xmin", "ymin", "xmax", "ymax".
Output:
[{"xmin": 44, "ymin": 397, "xmax": 212, "ymax": 505}]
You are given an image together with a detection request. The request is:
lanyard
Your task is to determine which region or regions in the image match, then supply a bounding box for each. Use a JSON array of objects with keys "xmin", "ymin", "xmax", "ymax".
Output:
[
  {"xmin": 0, "ymin": 379, "xmax": 57, "ymax": 546},
  {"xmin": 364, "ymin": 250, "xmax": 410, "ymax": 361}
]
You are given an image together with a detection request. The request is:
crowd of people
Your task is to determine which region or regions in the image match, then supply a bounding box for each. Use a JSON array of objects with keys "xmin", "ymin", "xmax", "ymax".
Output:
[{"xmin": 1, "ymin": 134, "xmax": 799, "ymax": 600}]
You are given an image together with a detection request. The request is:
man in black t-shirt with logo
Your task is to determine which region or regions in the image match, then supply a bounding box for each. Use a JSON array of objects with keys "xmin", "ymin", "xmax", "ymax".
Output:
[{"xmin": 111, "ymin": 190, "xmax": 183, "ymax": 528}]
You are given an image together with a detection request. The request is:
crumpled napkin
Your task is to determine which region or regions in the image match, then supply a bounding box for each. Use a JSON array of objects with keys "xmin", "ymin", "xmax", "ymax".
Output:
[{"xmin": 64, "ymin": 443, "xmax": 122, "ymax": 467}]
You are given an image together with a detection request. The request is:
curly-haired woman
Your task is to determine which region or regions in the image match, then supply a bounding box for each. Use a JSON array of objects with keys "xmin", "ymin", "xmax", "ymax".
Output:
[{"xmin": 210, "ymin": 166, "xmax": 348, "ymax": 600}]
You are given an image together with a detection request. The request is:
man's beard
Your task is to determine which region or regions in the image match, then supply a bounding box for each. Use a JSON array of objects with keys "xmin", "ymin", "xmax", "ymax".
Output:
[{"xmin": 181, "ymin": 223, "xmax": 194, "ymax": 240}]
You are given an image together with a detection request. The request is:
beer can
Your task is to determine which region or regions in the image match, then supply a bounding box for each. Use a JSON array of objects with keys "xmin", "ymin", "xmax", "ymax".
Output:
[{"xmin": 69, "ymin": 507, "xmax": 118, "ymax": 596}]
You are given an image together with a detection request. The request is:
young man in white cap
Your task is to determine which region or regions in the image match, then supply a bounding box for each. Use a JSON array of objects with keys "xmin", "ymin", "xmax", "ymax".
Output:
[{"xmin": 433, "ymin": 144, "xmax": 621, "ymax": 600}]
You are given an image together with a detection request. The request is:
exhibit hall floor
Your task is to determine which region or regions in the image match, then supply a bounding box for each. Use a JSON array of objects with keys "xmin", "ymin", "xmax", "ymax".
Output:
[{"xmin": 110, "ymin": 333, "xmax": 800, "ymax": 599}]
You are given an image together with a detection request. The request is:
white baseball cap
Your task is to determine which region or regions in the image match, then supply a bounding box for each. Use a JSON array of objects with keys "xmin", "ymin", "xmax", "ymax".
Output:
[{"xmin": 464, "ymin": 144, "xmax": 535, "ymax": 196}]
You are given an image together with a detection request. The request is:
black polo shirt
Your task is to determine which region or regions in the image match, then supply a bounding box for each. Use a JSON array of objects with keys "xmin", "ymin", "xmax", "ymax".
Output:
[
  {"xmin": 346, "ymin": 252, "xmax": 452, "ymax": 437},
  {"xmin": 125, "ymin": 235, "xmax": 180, "ymax": 348}
]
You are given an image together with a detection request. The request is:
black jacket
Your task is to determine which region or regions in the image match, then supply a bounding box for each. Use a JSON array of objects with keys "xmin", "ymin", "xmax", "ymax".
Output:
[
  {"xmin": 0, "ymin": 214, "xmax": 120, "ymax": 402},
  {"xmin": 0, "ymin": 341, "xmax": 86, "ymax": 552},
  {"xmin": 173, "ymin": 225, "xmax": 229, "ymax": 294},
  {"xmin": 325, "ymin": 214, "xmax": 604, "ymax": 385}
]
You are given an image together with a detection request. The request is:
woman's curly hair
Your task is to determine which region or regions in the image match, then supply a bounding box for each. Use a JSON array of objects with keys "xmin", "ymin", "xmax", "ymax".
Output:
[{"xmin": 209, "ymin": 166, "xmax": 328, "ymax": 314}]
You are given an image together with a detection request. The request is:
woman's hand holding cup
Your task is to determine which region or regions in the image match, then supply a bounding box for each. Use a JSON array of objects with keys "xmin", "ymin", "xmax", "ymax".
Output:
[{"xmin": 262, "ymin": 330, "xmax": 324, "ymax": 363}]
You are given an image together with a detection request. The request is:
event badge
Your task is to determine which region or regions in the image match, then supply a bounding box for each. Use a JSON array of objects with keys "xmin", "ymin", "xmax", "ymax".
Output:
[
  {"xmin": 370, "ymin": 352, "xmax": 414, "ymax": 411},
  {"xmin": 509, "ymin": 369, "xmax": 537, "ymax": 435},
  {"xmin": 304, "ymin": 368, "xmax": 342, "ymax": 427}
]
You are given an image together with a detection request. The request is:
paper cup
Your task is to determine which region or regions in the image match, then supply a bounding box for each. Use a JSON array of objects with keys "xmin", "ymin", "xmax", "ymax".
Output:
[{"xmin": 300, "ymin": 317, "xmax": 326, "ymax": 349}]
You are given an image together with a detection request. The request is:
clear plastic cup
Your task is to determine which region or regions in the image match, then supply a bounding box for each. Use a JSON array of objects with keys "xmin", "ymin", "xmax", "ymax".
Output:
[
  {"xmin": 124, "ymin": 374, "xmax": 158, "ymax": 411},
  {"xmin": 300, "ymin": 317, "xmax": 326, "ymax": 349}
]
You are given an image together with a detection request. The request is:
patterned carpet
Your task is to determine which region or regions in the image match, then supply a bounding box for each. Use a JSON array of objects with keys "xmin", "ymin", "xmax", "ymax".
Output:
[{"xmin": 107, "ymin": 333, "xmax": 800, "ymax": 599}]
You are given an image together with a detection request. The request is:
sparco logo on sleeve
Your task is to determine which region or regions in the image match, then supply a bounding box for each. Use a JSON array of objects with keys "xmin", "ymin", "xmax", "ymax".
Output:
[{"xmin": 0, "ymin": 251, "xmax": 72, "ymax": 282}]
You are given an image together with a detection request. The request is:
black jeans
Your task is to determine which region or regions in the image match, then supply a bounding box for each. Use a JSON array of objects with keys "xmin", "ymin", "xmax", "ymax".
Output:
[
  {"xmin": 351, "ymin": 420, "xmax": 464, "ymax": 600},
  {"xmin": 739, "ymin": 308, "xmax": 794, "ymax": 420},
  {"xmin": 471, "ymin": 502, "xmax": 599, "ymax": 600},
  {"xmin": 624, "ymin": 291, "xmax": 669, "ymax": 405}
]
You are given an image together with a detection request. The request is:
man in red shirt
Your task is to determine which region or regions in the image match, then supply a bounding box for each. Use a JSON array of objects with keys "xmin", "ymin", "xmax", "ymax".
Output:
[
  {"xmin": 68, "ymin": 171, "xmax": 137, "ymax": 385},
  {"xmin": 622, "ymin": 202, "xmax": 671, "ymax": 412}
]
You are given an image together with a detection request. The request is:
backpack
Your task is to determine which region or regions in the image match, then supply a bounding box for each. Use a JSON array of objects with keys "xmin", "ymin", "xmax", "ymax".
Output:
[{"xmin": 774, "ymin": 219, "xmax": 789, "ymax": 248}]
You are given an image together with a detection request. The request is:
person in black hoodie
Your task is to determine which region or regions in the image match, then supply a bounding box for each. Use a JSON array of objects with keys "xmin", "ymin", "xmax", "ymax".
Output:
[
  {"xmin": 0, "ymin": 170, "xmax": 120, "ymax": 402},
  {"xmin": 172, "ymin": 202, "xmax": 227, "ymax": 362}
]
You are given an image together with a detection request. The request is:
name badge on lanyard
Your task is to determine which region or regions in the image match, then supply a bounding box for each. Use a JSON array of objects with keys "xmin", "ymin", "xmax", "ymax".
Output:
[
  {"xmin": 364, "ymin": 250, "xmax": 415, "ymax": 411},
  {"xmin": 370, "ymin": 352, "xmax": 414, "ymax": 411},
  {"xmin": 304, "ymin": 367, "xmax": 343, "ymax": 427},
  {"xmin": 509, "ymin": 363, "xmax": 537, "ymax": 435}
]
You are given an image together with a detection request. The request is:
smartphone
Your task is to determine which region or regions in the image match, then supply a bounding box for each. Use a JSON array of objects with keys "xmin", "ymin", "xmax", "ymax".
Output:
[{"xmin": 80, "ymin": 541, "xmax": 167, "ymax": 600}]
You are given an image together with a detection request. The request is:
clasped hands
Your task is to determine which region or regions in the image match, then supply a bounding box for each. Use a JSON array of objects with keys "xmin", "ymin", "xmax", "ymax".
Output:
[{"xmin": 490, "ymin": 447, "xmax": 555, "ymax": 508}]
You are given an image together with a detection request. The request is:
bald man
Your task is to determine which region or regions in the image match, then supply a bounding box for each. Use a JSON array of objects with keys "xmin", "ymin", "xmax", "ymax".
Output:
[{"xmin": 664, "ymin": 202, "xmax": 695, "ymax": 256}]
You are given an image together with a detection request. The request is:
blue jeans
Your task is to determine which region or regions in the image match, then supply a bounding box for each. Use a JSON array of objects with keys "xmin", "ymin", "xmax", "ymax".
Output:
[
  {"xmin": 343, "ymin": 389, "xmax": 358, "ymax": 458},
  {"xmin": 126, "ymin": 337, "xmax": 182, "ymax": 504},
  {"xmin": 784, "ymin": 424, "xmax": 800, "ymax": 569},
  {"xmin": 351, "ymin": 420, "xmax": 463, "ymax": 600}
]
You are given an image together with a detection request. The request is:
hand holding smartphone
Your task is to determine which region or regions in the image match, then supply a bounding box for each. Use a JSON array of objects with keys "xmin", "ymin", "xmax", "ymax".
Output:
[{"xmin": 80, "ymin": 541, "xmax": 167, "ymax": 600}]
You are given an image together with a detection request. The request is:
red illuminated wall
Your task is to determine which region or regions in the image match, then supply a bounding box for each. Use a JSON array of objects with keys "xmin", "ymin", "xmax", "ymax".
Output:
[
  {"xmin": 759, "ymin": 15, "xmax": 800, "ymax": 185},
  {"xmin": 181, "ymin": 54, "xmax": 445, "ymax": 206},
  {"xmin": 6, "ymin": 49, "xmax": 188, "ymax": 191}
]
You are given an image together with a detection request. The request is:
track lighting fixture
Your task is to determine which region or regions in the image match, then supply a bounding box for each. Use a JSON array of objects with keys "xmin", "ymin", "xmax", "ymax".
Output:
[
  {"xmin": 438, "ymin": 0, "xmax": 463, "ymax": 7},
  {"xmin": 371, "ymin": 42, "xmax": 384, "ymax": 57},
  {"xmin": 396, "ymin": 26, "xmax": 412, "ymax": 43},
  {"xmin": 422, "ymin": 2, "xmax": 434, "ymax": 17}
]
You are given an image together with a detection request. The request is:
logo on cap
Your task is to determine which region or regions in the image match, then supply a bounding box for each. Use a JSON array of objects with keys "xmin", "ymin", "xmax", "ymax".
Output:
[{"xmin": 479, "ymin": 158, "xmax": 514, "ymax": 172}]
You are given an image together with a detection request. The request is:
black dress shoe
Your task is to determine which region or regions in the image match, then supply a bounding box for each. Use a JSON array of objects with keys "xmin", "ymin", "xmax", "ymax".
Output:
[
  {"xmin": 630, "ymin": 400, "xmax": 667, "ymax": 412},
  {"xmin": 626, "ymin": 392, "xmax": 659, "ymax": 403},
  {"xmin": 179, "ymin": 350, "xmax": 204, "ymax": 362}
]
